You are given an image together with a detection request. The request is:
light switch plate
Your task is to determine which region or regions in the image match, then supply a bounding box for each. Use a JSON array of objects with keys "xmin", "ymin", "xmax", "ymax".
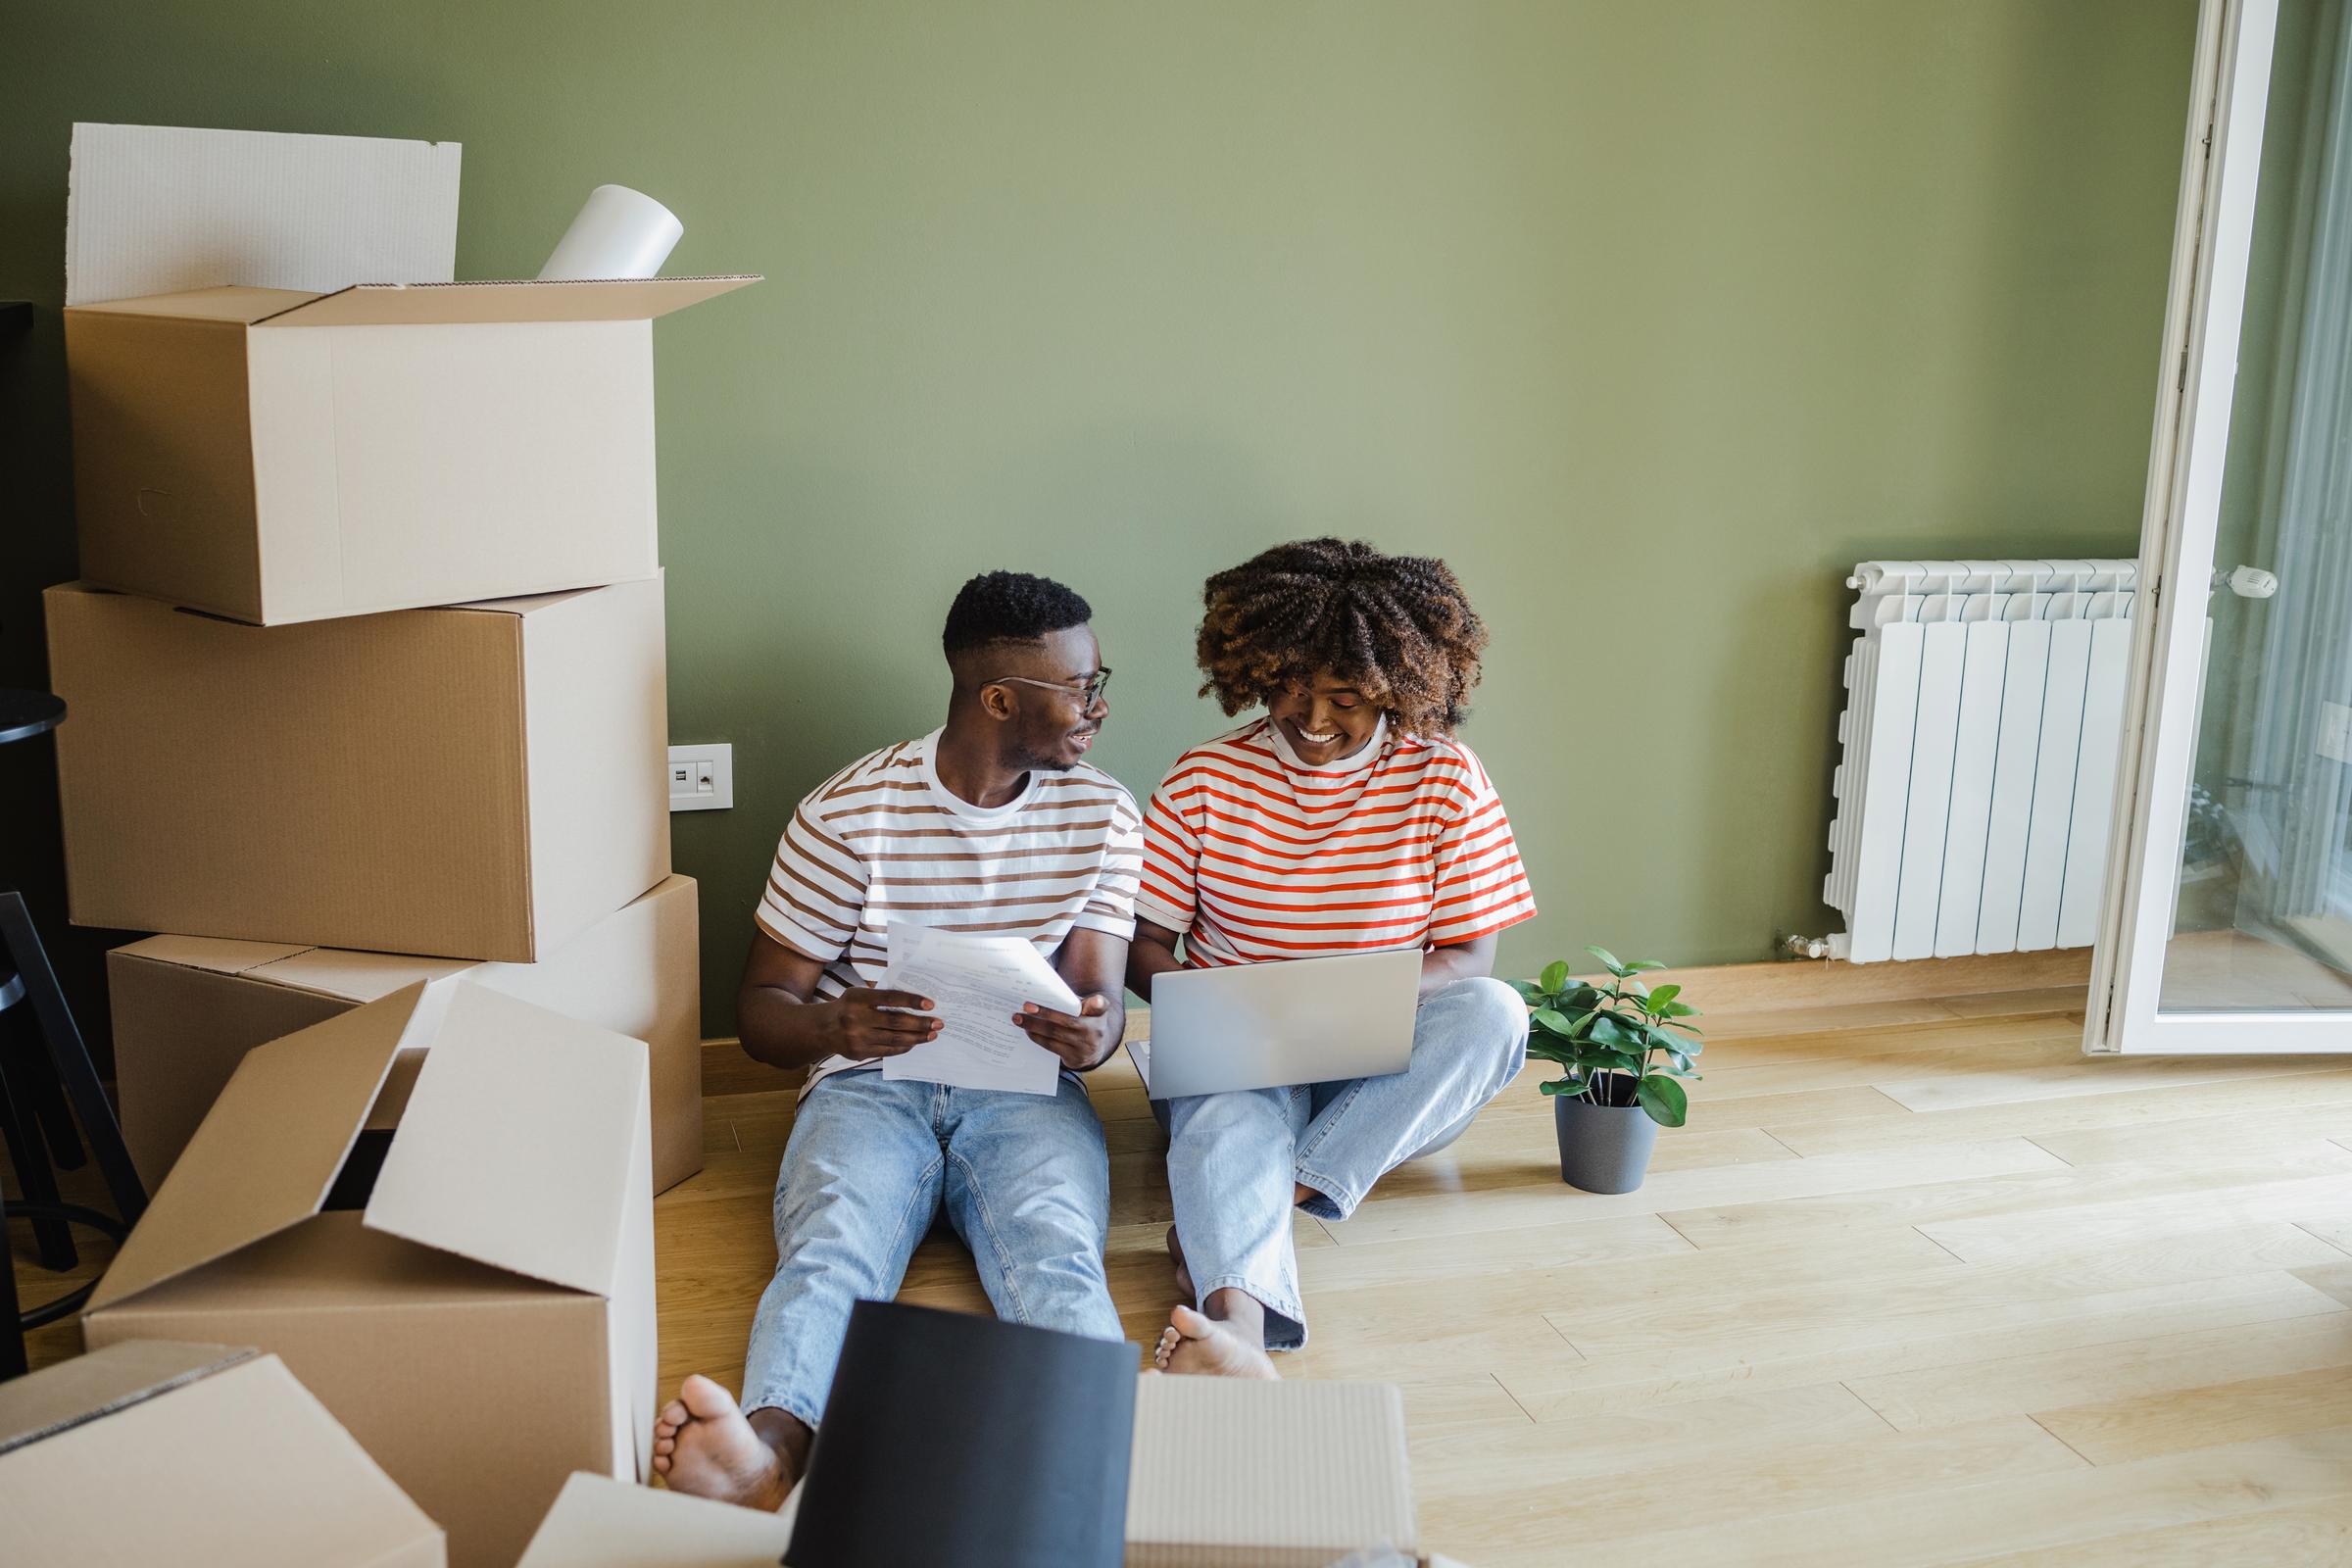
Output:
[{"xmin": 668, "ymin": 743, "xmax": 734, "ymax": 811}]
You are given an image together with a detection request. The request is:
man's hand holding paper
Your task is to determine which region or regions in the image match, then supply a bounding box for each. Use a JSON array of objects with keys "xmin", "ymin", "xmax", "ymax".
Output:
[{"xmin": 880, "ymin": 925, "xmax": 1093, "ymax": 1095}]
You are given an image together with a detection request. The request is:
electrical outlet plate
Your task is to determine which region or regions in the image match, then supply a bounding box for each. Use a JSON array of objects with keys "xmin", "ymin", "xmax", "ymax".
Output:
[{"xmin": 667, "ymin": 743, "xmax": 734, "ymax": 811}]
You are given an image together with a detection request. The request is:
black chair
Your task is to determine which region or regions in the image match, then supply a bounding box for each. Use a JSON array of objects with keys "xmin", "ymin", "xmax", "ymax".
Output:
[{"xmin": 1, "ymin": 688, "xmax": 147, "ymax": 1377}]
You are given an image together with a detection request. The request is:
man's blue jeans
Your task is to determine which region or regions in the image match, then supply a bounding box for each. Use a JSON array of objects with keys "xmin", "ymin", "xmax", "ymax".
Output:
[
  {"xmin": 740, "ymin": 1067, "xmax": 1125, "ymax": 1429},
  {"xmin": 1158, "ymin": 975, "xmax": 1530, "ymax": 1349}
]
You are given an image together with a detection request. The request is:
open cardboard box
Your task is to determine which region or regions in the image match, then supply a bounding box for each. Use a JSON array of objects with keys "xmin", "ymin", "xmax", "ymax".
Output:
[
  {"xmin": 65, "ymin": 275, "xmax": 758, "ymax": 624},
  {"xmin": 110, "ymin": 873, "xmax": 704, "ymax": 1195},
  {"xmin": 45, "ymin": 574, "xmax": 668, "ymax": 961},
  {"xmin": 81, "ymin": 980, "xmax": 657, "ymax": 1568},
  {"xmin": 0, "ymin": 1340, "xmax": 443, "ymax": 1565}
]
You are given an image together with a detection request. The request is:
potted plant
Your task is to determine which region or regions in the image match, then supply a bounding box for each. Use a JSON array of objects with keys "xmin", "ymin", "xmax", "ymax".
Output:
[{"xmin": 1512, "ymin": 947, "xmax": 1703, "ymax": 1194}]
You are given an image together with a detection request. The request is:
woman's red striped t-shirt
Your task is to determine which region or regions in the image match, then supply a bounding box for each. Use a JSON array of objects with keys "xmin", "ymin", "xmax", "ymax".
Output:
[{"xmin": 1136, "ymin": 715, "xmax": 1537, "ymax": 966}]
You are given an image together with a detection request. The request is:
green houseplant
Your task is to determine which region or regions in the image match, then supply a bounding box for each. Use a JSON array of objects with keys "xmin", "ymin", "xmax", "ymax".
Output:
[{"xmin": 1512, "ymin": 948, "xmax": 1703, "ymax": 1194}]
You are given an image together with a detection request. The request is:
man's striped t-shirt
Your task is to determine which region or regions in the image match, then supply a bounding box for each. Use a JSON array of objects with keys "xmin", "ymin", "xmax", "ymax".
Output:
[
  {"xmin": 1137, "ymin": 715, "xmax": 1536, "ymax": 967},
  {"xmin": 756, "ymin": 729, "xmax": 1144, "ymax": 1091}
]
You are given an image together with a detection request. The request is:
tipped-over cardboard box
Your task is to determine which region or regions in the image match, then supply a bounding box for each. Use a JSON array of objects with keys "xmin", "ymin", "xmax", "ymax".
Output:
[
  {"xmin": 519, "ymin": 1473, "xmax": 794, "ymax": 1567},
  {"xmin": 1126, "ymin": 1377, "xmax": 1421, "ymax": 1566},
  {"xmin": 82, "ymin": 981, "xmax": 658, "ymax": 1568},
  {"xmin": 65, "ymin": 275, "xmax": 757, "ymax": 624},
  {"xmin": 0, "ymin": 1340, "xmax": 443, "ymax": 1565},
  {"xmin": 46, "ymin": 574, "xmax": 668, "ymax": 961},
  {"xmin": 111, "ymin": 874, "xmax": 704, "ymax": 1195}
]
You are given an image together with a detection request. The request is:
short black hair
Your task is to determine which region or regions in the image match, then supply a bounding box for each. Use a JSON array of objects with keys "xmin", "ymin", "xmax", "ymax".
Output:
[{"xmin": 942, "ymin": 570, "xmax": 1093, "ymax": 656}]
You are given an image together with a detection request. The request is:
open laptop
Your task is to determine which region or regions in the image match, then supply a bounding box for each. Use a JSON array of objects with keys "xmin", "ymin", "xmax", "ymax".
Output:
[{"xmin": 1131, "ymin": 949, "xmax": 1422, "ymax": 1099}]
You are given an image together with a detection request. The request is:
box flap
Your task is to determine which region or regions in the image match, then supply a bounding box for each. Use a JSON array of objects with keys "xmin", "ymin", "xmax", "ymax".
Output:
[
  {"xmin": 87, "ymin": 985, "xmax": 427, "ymax": 1313},
  {"xmin": 518, "ymin": 1472, "xmax": 794, "ymax": 1566},
  {"xmin": 260, "ymin": 946, "xmax": 477, "ymax": 1003},
  {"xmin": 363, "ymin": 982, "xmax": 648, "ymax": 1297},
  {"xmin": 1126, "ymin": 1379, "xmax": 1418, "ymax": 1557},
  {"xmin": 114, "ymin": 933, "xmax": 316, "ymax": 978},
  {"xmin": 0, "ymin": 1341, "xmax": 253, "ymax": 1457},
  {"xmin": 3, "ymin": 1349, "xmax": 445, "ymax": 1565},
  {"xmin": 116, "ymin": 935, "xmax": 471, "ymax": 1002},
  {"xmin": 67, "ymin": 284, "xmax": 318, "ymax": 322},
  {"xmin": 254, "ymin": 274, "xmax": 761, "ymax": 327},
  {"xmin": 65, "ymin": 122, "xmax": 459, "ymax": 306}
]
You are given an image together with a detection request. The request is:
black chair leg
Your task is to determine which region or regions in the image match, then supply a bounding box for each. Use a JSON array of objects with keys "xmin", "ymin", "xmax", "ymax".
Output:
[
  {"xmin": 0, "ymin": 1189, "xmax": 26, "ymax": 1382},
  {"xmin": 0, "ymin": 1019, "xmax": 75, "ymax": 1269},
  {"xmin": 0, "ymin": 892, "xmax": 145, "ymax": 1227}
]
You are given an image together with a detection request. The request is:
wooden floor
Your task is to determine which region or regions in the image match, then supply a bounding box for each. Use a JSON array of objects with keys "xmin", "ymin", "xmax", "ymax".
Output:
[{"xmin": 19, "ymin": 976, "xmax": 2352, "ymax": 1563}]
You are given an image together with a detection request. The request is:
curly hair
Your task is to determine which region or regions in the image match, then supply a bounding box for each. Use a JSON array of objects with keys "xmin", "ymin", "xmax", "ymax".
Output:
[
  {"xmin": 1195, "ymin": 538, "xmax": 1490, "ymax": 736},
  {"xmin": 942, "ymin": 570, "xmax": 1093, "ymax": 656}
]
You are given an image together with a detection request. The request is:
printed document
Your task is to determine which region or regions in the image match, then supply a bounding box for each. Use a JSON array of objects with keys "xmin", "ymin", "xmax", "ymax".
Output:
[{"xmin": 880, "ymin": 925, "xmax": 1078, "ymax": 1096}]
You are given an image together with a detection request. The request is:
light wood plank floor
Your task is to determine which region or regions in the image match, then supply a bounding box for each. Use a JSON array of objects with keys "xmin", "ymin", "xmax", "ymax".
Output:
[
  {"xmin": 17, "ymin": 981, "xmax": 2352, "ymax": 1564},
  {"xmin": 683, "ymin": 983, "xmax": 2352, "ymax": 1566}
]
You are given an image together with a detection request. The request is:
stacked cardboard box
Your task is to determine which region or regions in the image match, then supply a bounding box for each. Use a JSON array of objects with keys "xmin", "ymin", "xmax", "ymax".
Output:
[
  {"xmin": 48, "ymin": 270, "xmax": 756, "ymax": 1196},
  {"xmin": 38, "ymin": 124, "xmax": 757, "ymax": 1567}
]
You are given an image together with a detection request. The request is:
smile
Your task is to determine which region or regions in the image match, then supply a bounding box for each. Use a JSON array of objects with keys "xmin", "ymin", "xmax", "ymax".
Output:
[{"xmin": 1297, "ymin": 729, "xmax": 1339, "ymax": 744}]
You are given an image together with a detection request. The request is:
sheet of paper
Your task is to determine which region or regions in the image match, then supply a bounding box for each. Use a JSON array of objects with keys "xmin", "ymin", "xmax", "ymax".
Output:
[
  {"xmin": 880, "ymin": 925, "xmax": 1078, "ymax": 1096},
  {"xmin": 67, "ymin": 122, "xmax": 462, "ymax": 306}
]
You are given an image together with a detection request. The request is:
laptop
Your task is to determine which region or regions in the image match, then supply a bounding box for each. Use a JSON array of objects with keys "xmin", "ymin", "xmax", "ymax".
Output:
[{"xmin": 1133, "ymin": 949, "xmax": 1422, "ymax": 1099}]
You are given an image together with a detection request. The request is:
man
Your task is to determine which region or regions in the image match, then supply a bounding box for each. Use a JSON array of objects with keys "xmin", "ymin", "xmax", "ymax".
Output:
[{"xmin": 652, "ymin": 570, "xmax": 1138, "ymax": 1510}]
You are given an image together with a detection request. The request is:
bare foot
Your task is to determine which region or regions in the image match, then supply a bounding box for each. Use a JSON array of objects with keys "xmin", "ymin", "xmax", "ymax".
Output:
[
  {"xmin": 1152, "ymin": 1303, "xmax": 1279, "ymax": 1380},
  {"xmin": 650, "ymin": 1374, "xmax": 794, "ymax": 1510},
  {"xmin": 1165, "ymin": 1223, "xmax": 1194, "ymax": 1300}
]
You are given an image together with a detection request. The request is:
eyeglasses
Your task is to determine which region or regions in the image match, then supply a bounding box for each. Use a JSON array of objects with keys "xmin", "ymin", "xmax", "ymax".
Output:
[{"xmin": 988, "ymin": 667, "xmax": 1112, "ymax": 706}]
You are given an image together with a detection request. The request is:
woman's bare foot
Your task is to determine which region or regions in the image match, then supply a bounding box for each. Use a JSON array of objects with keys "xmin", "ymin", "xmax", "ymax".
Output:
[
  {"xmin": 1152, "ymin": 1303, "xmax": 1279, "ymax": 1379},
  {"xmin": 650, "ymin": 1374, "xmax": 799, "ymax": 1511},
  {"xmin": 1164, "ymin": 1223, "xmax": 1195, "ymax": 1299}
]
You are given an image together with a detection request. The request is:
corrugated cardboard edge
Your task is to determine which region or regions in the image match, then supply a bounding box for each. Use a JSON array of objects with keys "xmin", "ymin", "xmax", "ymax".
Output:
[
  {"xmin": 86, "ymin": 984, "xmax": 427, "ymax": 1314},
  {"xmin": 0, "ymin": 1342, "xmax": 255, "ymax": 1457},
  {"xmin": 254, "ymin": 274, "xmax": 762, "ymax": 327},
  {"xmin": 1126, "ymin": 1379, "xmax": 1417, "ymax": 1562},
  {"xmin": 517, "ymin": 1473, "xmax": 793, "ymax": 1567},
  {"xmin": 361, "ymin": 982, "xmax": 649, "ymax": 1298}
]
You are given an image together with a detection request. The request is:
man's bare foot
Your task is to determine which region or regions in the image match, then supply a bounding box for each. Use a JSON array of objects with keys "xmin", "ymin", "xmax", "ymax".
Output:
[
  {"xmin": 650, "ymin": 1374, "xmax": 796, "ymax": 1511},
  {"xmin": 1152, "ymin": 1303, "xmax": 1279, "ymax": 1380},
  {"xmin": 1165, "ymin": 1223, "xmax": 1194, "ymax": 1299}
]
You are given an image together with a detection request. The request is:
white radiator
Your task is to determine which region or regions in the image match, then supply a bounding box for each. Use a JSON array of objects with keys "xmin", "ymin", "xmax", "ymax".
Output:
[{"xmin": 1825, "ymin": 560, "xmax": 2138, "ymax": 963}]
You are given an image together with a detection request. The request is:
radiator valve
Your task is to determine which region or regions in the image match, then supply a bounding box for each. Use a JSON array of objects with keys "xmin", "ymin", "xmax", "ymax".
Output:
[{"xmin": 1783, "ymin": 933, "xmax": 1837, "ymax": 960}]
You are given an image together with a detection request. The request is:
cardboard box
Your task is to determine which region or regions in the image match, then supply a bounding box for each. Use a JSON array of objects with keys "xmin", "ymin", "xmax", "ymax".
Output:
[
  {"xmin": 83, "ymin": 980, "xmax": 658, "ymax": 1568},
  {"xmin": 1125, "ymin": 1378, "xmax": 1422, "ymax": 1567},
  {"xmin": 46, "ymin": 575, "xmax": 669, "ymax": 961},
  {"xmin": 110, "ymin": 874, "xmax": 704, "ymax": 1195},
  {"xmin": 65, "ymin": 276, "xmax": 756, "ymax": 624},
  {"xmin": 0, "ymin": 1340, "xmax": 443, "ymax": 1565},
  {"xmin": 519, "ymin": 1473, "xmax": 793, "ymax": 1567}
]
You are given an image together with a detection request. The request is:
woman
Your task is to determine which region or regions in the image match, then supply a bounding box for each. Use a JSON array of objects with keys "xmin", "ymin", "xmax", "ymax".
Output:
[{"xmin": 1129, "ymin": 537, "xmax": 1536, "ymax": 1377}]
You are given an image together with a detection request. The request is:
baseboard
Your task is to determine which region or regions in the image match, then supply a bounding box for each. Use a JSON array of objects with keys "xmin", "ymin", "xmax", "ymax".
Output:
[
  {"xmin": 1615, "ymin": 947, "xmax": 2092, "ymax": 1012},
  {"xmin": 698, "ymin": 948, "xmax": 2091, "ymax": 1087}
]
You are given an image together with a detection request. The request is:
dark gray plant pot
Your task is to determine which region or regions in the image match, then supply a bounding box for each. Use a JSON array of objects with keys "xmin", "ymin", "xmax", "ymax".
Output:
[{"xmin": 1554, "ymin": 1093, "xmax": 1659, "ymax": 1194}]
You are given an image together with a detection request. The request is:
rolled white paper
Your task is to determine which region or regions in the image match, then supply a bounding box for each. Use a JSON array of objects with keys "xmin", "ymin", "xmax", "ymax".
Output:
[{"xmin": 537, "ymin": 183, "xmax": 684, "ymax": 280}]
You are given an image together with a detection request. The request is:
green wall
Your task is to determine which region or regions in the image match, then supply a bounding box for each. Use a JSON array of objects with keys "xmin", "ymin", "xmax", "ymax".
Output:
[{"xmin": 2, "ymin": 1, "xmax": 2199, "ymax": 1042}]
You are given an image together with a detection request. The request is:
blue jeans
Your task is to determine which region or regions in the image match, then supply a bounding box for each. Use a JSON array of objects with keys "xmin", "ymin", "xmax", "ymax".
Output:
[
  {"xmin": 740, "ymin": 1068, "xmax": 1124, "ymax": 1428},
  {"xmin": 1158, "ymin": 976, "xmax": 1530, "ymax": 1349}
]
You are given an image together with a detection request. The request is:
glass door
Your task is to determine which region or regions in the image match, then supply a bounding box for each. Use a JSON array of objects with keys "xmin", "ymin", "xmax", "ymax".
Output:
[{"xmin": 2093, "ymin": 0, "xmax": 2352, "ymax": 1053}]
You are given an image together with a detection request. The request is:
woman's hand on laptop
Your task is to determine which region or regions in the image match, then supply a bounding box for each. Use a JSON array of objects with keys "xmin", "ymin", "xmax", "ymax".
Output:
[
  {"xmin": 825, "ymin": 988, "xmax": 943, "ymax": 1059},
  {"xmin": 1016, "ymin": 995, "xmax": 1116, "ymax": 1069}
]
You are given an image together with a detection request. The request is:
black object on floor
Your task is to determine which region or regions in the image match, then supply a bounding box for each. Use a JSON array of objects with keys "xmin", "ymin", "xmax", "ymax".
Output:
[
  {"xmin": 0, "ymin": 689, "xmax": 148, "ymax": 1380},
  {"xmin": 786, "ymin": 1300, "xmax": 1137, "ymax": 1568}
]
